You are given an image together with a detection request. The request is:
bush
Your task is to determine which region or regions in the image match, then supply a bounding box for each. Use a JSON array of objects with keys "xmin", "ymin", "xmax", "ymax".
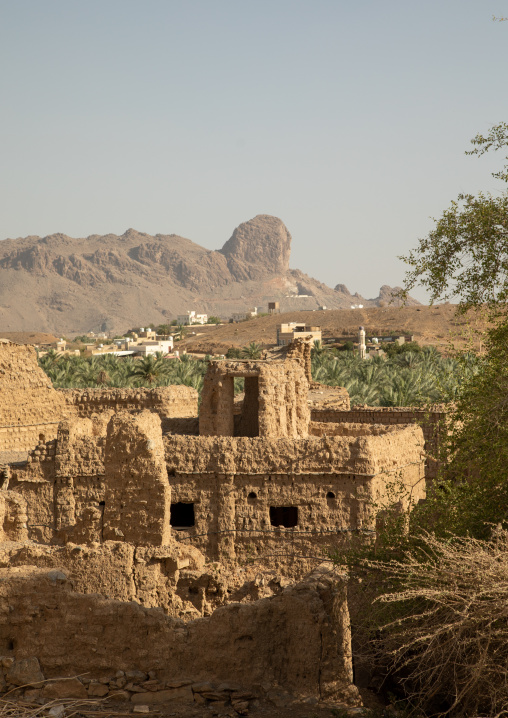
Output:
[{"xmin": 363, "ymin": 530, "xmax": 508, "ymax": 717}]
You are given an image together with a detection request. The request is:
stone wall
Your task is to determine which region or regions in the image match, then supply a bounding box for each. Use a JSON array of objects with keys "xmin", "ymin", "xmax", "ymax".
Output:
[
  {"xmin": 311, "ymin": 405, "xmax": 448, "ymax": 481},
  {"xmin": 0, "ymin": 565, "xmax": 359, "ymax": 706},
  {"xmin": 62, "ymin": 385, "xmax": 198, "ymax": 420},
  {"xmin": 0, "ymin": 341, "xmax": 70, "ymax": 454}
]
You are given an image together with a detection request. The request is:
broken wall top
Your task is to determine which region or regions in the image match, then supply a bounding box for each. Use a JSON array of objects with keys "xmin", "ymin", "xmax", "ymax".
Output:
[
  {"xmin": 199, "ymin": 357, "xmax": 310, "ymax": 438},
  {"xmin": 0, "ymin": 342, "xmax": 69, "ymax": 428},
  {"xmin": 165, "ymin": 423, "xmax": 425, "ymax": 477}
]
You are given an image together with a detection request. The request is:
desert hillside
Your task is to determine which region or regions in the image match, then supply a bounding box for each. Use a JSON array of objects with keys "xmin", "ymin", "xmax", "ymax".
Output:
[
  {"xmin": 0, "ymin": 215, "xmax": 418, "ymax": 335},
  {"xmin": 179, "ymin": 304, "xmax": 486, "ymax": 355}
]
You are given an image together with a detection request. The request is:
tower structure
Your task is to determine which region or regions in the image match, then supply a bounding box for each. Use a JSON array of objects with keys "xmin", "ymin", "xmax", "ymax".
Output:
[{"xmin": 358, "ymin": 326, "xmax": 366, "ymax": 359}]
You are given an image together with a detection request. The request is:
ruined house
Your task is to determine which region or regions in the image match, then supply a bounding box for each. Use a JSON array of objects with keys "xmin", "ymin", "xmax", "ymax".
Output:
[{"xmin": 0, "ymin": 338, "xmax": 432, "ymax": 710}]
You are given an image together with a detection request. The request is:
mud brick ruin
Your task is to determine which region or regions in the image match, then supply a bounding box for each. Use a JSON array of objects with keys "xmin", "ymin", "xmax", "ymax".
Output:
[{"xmin": 0, "ymin": 338, "xmax": 438, "ymax": 711}]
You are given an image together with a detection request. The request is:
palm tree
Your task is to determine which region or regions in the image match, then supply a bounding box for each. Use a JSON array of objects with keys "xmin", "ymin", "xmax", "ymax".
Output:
[
  {"xmin": 241, "ymin": 342, "xmax": 262, "ymax": 359},
  {"xmin": 129, "ymin": 353, "xmax": 169, "ymax": 385}
]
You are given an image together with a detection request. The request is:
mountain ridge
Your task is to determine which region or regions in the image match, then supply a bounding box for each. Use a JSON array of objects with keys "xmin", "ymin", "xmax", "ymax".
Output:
[{"xmin": 0, "ymin": 215, "xmax": 419, "ymax": 334}]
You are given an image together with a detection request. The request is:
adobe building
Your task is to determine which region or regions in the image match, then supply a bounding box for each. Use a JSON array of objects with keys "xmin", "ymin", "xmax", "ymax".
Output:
[{"xmin": 0, "ymin": 338, "xmax": 435, "ymax": 710}]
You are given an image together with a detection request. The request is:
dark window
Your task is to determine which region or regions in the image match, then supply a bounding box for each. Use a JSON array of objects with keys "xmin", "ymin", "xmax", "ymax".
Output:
[
  {"xmin": 248, "ymin": 491, "xmax": 257, "ymax": 499},
  {"xmin": 99, "ymin": 501, "xmax": 105, "ymax": 506},
  {"xmin": 171, "ymin": 502, "xmax": 195, "ymax": 529},
  {"xmin": 326, "ymin": 491, "xmax": 336, "ymax": 500},
  {"xmin": 270, "ymin": 506, "xmax": 298, "ymax": 528}
]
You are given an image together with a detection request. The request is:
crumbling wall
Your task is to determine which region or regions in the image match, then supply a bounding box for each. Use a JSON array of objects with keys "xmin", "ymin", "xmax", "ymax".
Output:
[
  {"xmin": 103, "ymin": 411, "xmax": 171, "ymax": 546},
  {"xmin": 0, "ymin": 491, "xmax": 28, "ymax": 542},
  {"xmin": 312, "ymin": 405, "xmax": 448, "ymax": 481},
  {"xmin": 0, "ymin": 539, "xmax": 206, "ymax": 617},
  {"xmin": 0, "ymin": 341, "xmax": 71, "ymax": 454},
  {"xmin": 62, "ymin": 386, "xmax": 198, "ymax": 421},
  {"xmin": 10, "ymin": 412, "xmax": 173, "ymax": 548},
  {"xmin": 200, "ymin": 359, "xmax": 310, "ymax": 438},
  {"xmin": 164, "ymin": 425, "xmax": 425, "ymax": 570},
  {"xmin": 285, "ymin": 337, "xmax": 313, "ymax": 382},
  {"xmin": 0, "ymin": 565, "xmax": 359, "ymax": 705}
]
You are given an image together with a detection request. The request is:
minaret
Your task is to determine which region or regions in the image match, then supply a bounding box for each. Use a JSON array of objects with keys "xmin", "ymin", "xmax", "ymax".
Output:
[{"xmin": 358, "ymin": 326, "xmax": 366, "ymax": 359}]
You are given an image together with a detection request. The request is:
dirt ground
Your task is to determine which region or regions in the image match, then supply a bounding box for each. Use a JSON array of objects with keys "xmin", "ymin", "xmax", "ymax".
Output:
[
  {"xmin": 0, "ymin": 331, "xmax": 59, "ymax": 345},
  {"xmin": 74, "ymin": 692, "xmax": 381, "ymax": 718},
  {"xmin": 179, "ymin": 305, "xmax": 489, "ymax": 356}
]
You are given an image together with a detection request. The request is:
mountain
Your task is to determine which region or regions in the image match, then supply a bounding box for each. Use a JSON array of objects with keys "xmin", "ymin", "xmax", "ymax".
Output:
[{"xmin": 0, "ymin": 215, "xmax": 419, "ymax": 334}]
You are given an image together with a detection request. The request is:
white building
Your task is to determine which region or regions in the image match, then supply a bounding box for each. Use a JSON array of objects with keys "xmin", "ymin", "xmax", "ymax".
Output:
[
  {"xmin": 231, "ymin": 307, "xmax": 258, "ymax": 322},
  {"xmin": 109, "ymin": 337, "xmax": 174, "ymax": 356},
  {"xmin": 177, "ymin": 311, "xmax": 208, "ymax": 326}
]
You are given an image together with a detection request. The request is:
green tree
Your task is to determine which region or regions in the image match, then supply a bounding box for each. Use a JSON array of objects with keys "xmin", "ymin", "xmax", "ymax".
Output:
[
  {"xmin": 128, "ymin": 353, "xmax": 169, "ymax": 385},
  {"xmin": 240, "ymin": 342, "xmax": 262, "ymax": 359},
  {"xmin": 399, "ymin": 123, "xmax": 508, "ymax": 538},
  {"xmin": 401, "ymin": 122, "xmax": 508, "ymax": 312}
]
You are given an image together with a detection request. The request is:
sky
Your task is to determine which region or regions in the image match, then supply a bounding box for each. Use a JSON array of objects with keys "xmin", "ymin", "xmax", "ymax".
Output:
[{"xmin": 1, "ymin": 1, "xmax": 508, "ymax": 302}]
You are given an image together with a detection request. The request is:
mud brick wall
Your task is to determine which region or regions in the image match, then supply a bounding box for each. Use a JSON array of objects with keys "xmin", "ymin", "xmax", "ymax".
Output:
[
  {"xmin": 0, "ymin": 540, "xmax": 206, "ymax": 617},
  {"xmin": 0, "ymin": 491, "xmax": 28, "ymax": 542},
  {"xmin": 200, "ymin": 359, "xmax": 309, "ymax": 438},
  {"xmin": 0, "ymin": 565, "xmax": 358, "ymax": 705},
  {"xmin": 311, "ymin": 405, "xmax": 448, "ymax": 481},
  {"xmin": 164, "ymin": 424, "xmax": 425, "ymax": 570},
  {"xmin": 12, "ymin": 413, "xmax": 173, "ymax": 548},
  {"xmin": 103, "ymin": 412, "xmax": 171, "ymax": 546},
  {"xmin": 0, "ymin": 342, "xmax": 71, "ymax": 453},
  {"xmin": 62, "ymin": 386, "xmax": 198, "ymax": 420}
]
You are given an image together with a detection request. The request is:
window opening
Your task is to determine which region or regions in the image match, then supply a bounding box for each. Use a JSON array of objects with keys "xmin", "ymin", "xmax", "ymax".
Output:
[
  {"xmin": 326, "ymin": 491, "xmax": 336, "ymax": 499},
  {"xmin": 270, "ymin": 506, "xmax": 298, "ymax": 528},
  {"xmin": 171, "ymin": 502, "xmax": 195, "ymax": 529},
  {"xmin": 236, "ymin": 376, "xmax": 260, "ymax": 437}
]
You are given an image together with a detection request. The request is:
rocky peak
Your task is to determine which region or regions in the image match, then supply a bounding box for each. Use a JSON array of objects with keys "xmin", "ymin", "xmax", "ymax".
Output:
[{"xmin": 219, "ymin": 215, "xmax": 292, "ymax": 281}]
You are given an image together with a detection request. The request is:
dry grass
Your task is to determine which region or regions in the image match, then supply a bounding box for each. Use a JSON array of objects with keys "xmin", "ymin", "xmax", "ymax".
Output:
[
  {"xmin": 0, "ymin": 696, "xmax": 151, "ymax": 718},
  {"xmin": 365, "ymin": 529, "xmax": 508, "ymax": 717}
]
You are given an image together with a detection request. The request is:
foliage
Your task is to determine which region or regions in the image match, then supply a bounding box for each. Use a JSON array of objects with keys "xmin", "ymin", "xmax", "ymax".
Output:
[
  {"xmin": 339, "ymin": 125, "xmax": 508, "ymax": 717},
  {"xmin": 240, "ymin": 342, "xmax": 262, "ymax": 359},
  {"xmin": 207, "ymin": 316, "xmax": 222, "ymax": 324},
  {"xmin": 413, "ymin": 321, "xmax": 508, "ymax": 539},
  {"xmin": 311, "ymin": 346, "xmax": 477, "ymax": 407},
  {"xmin": 400, "ymin": 122, "xmax": 508, "ymax": 312},
  {"xmin": 38, "ymin": 352, "xmax": 210, "ymax": 392},
  {"xmin": 226, "ymin": 347, "xmax": 242, "ymax": 359},
  {"xmin": 382, "ymin": 341, "xmax": 422, "ymax": 357},
  {"xmin": 397, "ymin": 123, "xmax": 508, "ymax": 539}
]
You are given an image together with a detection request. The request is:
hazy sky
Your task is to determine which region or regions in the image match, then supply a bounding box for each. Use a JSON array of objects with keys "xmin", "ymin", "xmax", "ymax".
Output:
[{"xmin": 1, "ymin": 1, "xmax": 508, "ymax": 302}]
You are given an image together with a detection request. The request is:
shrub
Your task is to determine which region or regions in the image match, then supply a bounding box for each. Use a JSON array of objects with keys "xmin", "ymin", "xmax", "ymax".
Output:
[{"xmin": 364, "ymin": 530, "xmax": 508, "ymax": 717}]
